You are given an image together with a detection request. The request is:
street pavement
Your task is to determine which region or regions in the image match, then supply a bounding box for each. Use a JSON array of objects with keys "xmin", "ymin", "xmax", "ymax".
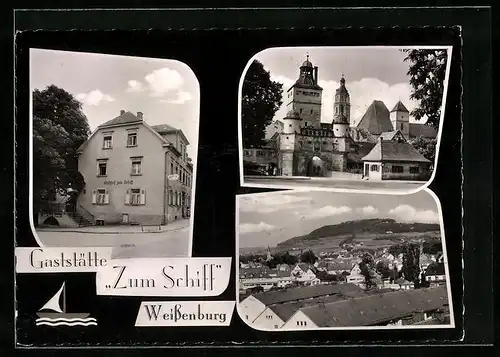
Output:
[
  {"xmin": 36, "ymin": 219, "xmax": 191, "ymax": 257},
  {"xmin": 244, "ymin": 176, "xmax": 426, "ymax": 192}
]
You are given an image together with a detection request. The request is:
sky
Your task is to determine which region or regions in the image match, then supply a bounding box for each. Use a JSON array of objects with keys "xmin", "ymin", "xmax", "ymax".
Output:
[
  {"xmin": 30, "ymin": 48, "xmax": 200, "ymax": 161},
  {"xmin": 238, "ymin": 190, "xmax": 441, "ymax": 249},
  {"xmin": 248, "ymin": 46, "xmax": 449, "ymax": 132}
]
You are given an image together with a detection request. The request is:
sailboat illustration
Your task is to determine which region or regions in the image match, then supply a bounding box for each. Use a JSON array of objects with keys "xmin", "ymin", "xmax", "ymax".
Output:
[{"xmin": 35, "ymin": 282, "xmax": 97, "ymax": 327}]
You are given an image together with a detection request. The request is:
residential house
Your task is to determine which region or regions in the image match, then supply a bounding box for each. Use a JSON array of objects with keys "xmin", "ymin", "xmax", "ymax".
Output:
[
  {"xmin": 425, "ymin": 262, "xmax": 447, "ymax": 287},
  {"xmin": 239, "ymin": 283, "xmax": 366, "ymax": 328},
  {"xmin": 291, "ymin": 263, "xmax": 317, "ymax": 282},
  {"xmin": 346, "ymin": 263, "xmax": 365, "ymax": 287},
  {"xmin": 283, "ymin": 286, "xmax": 450, "ymax": 329},
  {"xmin": 327, "ymin": 262, "xmax": 353, "ymax": 275},
  {"xmin": 75, "ymin": 110, "xmax": 193, "ymax": 225}
]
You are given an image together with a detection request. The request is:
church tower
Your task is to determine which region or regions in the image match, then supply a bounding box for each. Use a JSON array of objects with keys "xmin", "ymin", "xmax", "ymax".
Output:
[
  {"xmin": 284, "ymin": 54, "xmax": 323, "ymax": 129},
  {"xmin": 333, "ymin": 75, "xmax": 351, "ymax": 153},
  {"xmin": 390, "ymin": 100, "xmax": 410, "ymax": 140}
]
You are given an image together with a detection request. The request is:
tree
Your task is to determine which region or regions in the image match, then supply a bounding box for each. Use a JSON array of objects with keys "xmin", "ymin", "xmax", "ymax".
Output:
[
  {"xmin": 401, "ymin": 243, "xmax": 421, "ymax": 284},
  {"xmin": 33, "ymin": 85, "xmax": 90, "ymax": 223},
  {"xmin": 375, "ymin": 261, "xmax": 391, "ymax": 279},
  {"xmin": 409, "ymin": 136, "xmax": 437, "ymax": 163},
  {"xmin": 242, "ymin": 60, "xmax": 283, "ymax": 148},
  {"xmin": 299, "ymin": 250, "xmax": 318, "ymax": 264},
  {"xmin": 402, "ymin": 49, "xmax": 448, "ymax": 128},
  {"xmin": 359, "ymin": 253, "xmax": 376, "ymax": 289},
  {"xmin": 316, "ymin": 270, "xmax": 338, "ymax": 282}
]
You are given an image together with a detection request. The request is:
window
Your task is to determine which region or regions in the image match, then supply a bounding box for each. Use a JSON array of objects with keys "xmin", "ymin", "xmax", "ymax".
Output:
[
  {"xmin": 289, "ymin": 124, "xmax": 292, "ymax": 128},
  {"xmin": 175, "ymin": 165, "xmax": 179, "ymax": 174},
  {"xmin": 103, "ymin": 134, "xmax": 113, "ymax": 149},
  {"xmin": 127, "ymin": 130, "xmax": 138, "ymax": 147},
  {"xmin": 266, "ymin": 315, "xmax": 272, "ymax": 320},
  {"xmin": 127, "ymin": 188, "xmax": 145, "ymax": 205},
  {"xmin": 97, "ymin": 161, "xmax": 107, "ymax": 176},
  {"xmin": 171, "ymin": 162, "xmax": 174, "ymax": 174},
  {"xmin": 410, "ymin": 166, "xmax": 420, "ymax": 174},
  {"xmin": 92, "ymin": 189, "xmax": 109, "ymax": 205},
  {"xmin": 169, "ymin": 190, "xmax": 173, "ymax": 205},
  {"xmin": 299, "ymin": 108, "xmax": 303, "ymax": 114},
  {"xmin": 392, "ymin": 165, "xmax": 404, "ymax": 173},
  {"xmin": 131, "ymin": 158, "xmax": 142, "ymax": 175},
  {"xmin": 310, "ymin": 109, "xmax": 313, "ymax": 114},
  {"xmin": 370, "ymin": 164, "xmax": 379, "ymax": 172},
  {"xmin": 178, "ymin": 192, "xmax": 181, "ymax": 206},
  {"xmin": 257, "ymin": 150, "xmax": 264, "ymax": 156}
]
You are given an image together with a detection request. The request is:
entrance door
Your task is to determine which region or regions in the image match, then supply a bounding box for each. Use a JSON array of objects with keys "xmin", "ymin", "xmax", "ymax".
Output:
[
  {"xmin": 122, "ymin": 213, "xmax": 129, "ymax": 224},
  {"xmin": 364, "ymin": 164, "xmax": 370, "ymax": 178}
]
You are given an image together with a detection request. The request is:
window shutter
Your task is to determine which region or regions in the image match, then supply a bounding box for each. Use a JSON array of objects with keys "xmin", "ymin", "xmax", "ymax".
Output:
[
  {"xmin": 92, "ymin": 190, "xmax": 97, "ymax": 204},
  {"xmin": 125, "ymin": 189, "xmax": 130, "ymax": 205},
  {"xmin": 104, "ymin": 189, "xmax": 110, "ymax": 204},
  {"xmin": 140, "ymin": 189, "xmax": 146, "ymax": 205}
]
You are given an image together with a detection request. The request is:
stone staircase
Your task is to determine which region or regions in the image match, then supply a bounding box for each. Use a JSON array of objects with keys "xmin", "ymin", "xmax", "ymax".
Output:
[{"xmin": 67, "ymin": 210, "xmax": 94, "ymax": 227}]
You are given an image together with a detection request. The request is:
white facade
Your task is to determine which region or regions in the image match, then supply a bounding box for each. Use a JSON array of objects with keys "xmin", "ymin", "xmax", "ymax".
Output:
[
  {"xmin": 252, "ymin": 308, "xmax": 286, "ymax": 329},
  {"xmin": 238, "ymin": 295, "xmax": 267, "ymax": 324},
  {"xmin": 282, "ymin": 310, "xmax": 317, "ymax": 329}
]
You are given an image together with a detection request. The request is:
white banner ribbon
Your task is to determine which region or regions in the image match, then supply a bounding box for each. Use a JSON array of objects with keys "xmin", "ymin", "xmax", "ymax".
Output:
[
  {"xmin": 135, "ymin": 301, "xmax": 235, "ymax": 326},
  {"xmin": 95, "ymin": 257, "xmax": 232, "ymax": 297}
]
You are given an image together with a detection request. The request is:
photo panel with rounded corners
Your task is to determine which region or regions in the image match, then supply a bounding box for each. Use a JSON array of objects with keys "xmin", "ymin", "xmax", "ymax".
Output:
[
  {"xmin": 238, "ymin": 46, "xmax": 452, "ymax": 196},
  {"xmin": 236, "ymin": 189, "xmax": 455, "ymax": 331},
  {"xmin": 26, "ymin": 48, "xmax": 200, "ymax": 262}
]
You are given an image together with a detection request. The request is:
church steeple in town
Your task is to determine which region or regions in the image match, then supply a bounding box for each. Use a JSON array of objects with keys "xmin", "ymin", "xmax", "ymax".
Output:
[{"xmin": 333, "ymin": 74, "xmax": 351, "ymax": 127}]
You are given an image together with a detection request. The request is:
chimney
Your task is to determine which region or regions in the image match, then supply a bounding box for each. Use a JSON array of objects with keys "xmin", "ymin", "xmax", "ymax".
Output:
[
  {"xmin": 120, "ymin": 109, "xmax": 125, "ymax": 115},
  {"xmin": 137, "ymin": 111, "xmax": 143, "ymax": 120},
  {"xmin": 314, "ymin": 66, "xmax": 318, "ymax": 85}
]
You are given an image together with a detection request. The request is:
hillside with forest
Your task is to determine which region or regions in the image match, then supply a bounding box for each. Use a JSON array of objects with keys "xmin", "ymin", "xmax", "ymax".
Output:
[{"xmin": 277, "ymin": 218, "xmax": 440, "ymax": 248}]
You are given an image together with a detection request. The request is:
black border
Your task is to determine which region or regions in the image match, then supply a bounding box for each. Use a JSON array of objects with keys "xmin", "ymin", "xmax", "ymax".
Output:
[{"xmin": 5, "ymin": 6, "xmax": 494, "ymax": 353}]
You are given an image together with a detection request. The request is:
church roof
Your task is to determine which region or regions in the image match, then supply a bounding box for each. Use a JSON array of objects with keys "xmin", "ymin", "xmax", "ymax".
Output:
[
  {"xmin": 356, "ymin": 100, "xmax": 394, "ymax": 135},
  {"xmin": 99, "ymin": 111, "xmax": 142, "ymax": 128},
  {"xmin": 361, "ymin": 140, "xmax": 431, "ymax": 163},
  {"xmin": 409, "ymin": 123, "xmax": 438, "ymax": 139},
  {"xmin": 391, "ymin": 100, "xmax": 409, "ymax": 113}
]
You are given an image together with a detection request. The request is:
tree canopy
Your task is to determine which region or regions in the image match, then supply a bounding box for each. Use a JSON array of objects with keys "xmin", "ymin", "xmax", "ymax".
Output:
[
  {"xmin": 33, "ymin": 85, "xmax": 90, "ymax": 213},
  {"xmin": 409, "ymin": 136, "xmax": 437, "ymax": 163},
  {"xmin": 401, "ymin": 243, "xmax": 421, "ymax": 284},
  {"xmin": 299, "ymin": 250, "xmax": 318, "ymax": 264},
  {"xmin": 402, "ymin": 49, "xmax": 448, "ymax": 128},
  {"xmin": 242, "ymin": 60, "xmax": 283, "ymax": 148}
]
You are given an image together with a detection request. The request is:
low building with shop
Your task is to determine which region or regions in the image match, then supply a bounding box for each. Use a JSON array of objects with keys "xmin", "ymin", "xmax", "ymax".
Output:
[
  {"xmin": 361, "ymin": 130, "xmax": 432, "ymax": 181},
  {"xmin": 75, "ymin": 110, "xmax": 193, "ymax": 225}
]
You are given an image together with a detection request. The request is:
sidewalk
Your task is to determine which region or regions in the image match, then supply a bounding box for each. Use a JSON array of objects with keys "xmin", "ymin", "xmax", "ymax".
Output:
[
  {"xmin": 36, "ymin": 218, "xmax": 190, "ymax": 234},
  {"xmin": 245, "ymin": 175, "xmax": 311, "ymax": 181}
]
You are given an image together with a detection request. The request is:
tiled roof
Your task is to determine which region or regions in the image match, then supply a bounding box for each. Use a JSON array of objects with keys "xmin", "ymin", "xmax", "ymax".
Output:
[
  {"xmin": 391, "ymin": 100, "xmax": 409, "ymax": 113},
  {"xmin": 361, "ymin": 141, "xmax": 431, "ymax": 163},
  {"xmin": 98, "ymin": 111, "xmax": 142, "ymax": 128},
  {"xmin": 356, "ymin": 100, "xmax": 394, "ymax": 135},
  {"xmin": 253, "ymin": 283, "xmax": 366, "ymax": 306},
  {"xmin": 268, "ymin": 294, "xmax": 346, "ymax": 322},
  {"xmin": 327, "ymin": 262, "xmax": 353, "ymax": 271},
  {"xmin": 409, "ymin": 123, "xmax": 438, "ymax": 139},
  {"xmin": 299, "ymin": 286, "xmax": 449, "ymax": 327},
  {"xmin": 151, "ymin": 124, "xmax": 178, "ymax": 133},
  {"xmin": 240, "ymin": 267, "xmax": 272, "ymax": 279},
  {"xmin": 378, "ymin": 131, "xmax": 399, "ymax": 141}
]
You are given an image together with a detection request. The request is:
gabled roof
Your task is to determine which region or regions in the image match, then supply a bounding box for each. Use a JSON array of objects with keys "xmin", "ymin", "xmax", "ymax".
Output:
[
  {"xmin": 361, "ymin": 141, "xmax": 431, "ymax": 163},
  {"xmin": 151, "ymin": 124, "xmax": 191, "ymax": 146},
  {"xmin": 99, "ymin": 111, "xmax": 142, "ymax": 128},
  {"xmin": 391, "ymin": 100, "xmax": 409, "ymax": 113},
  {"xmin": 356, "ymin": 100, "xmax": 394, "ymax": 135},
  {"xmin": 409, "ymin": 123, "xmax": 438, "ymax": 139},
  {"xmin": 378, "ymin": 131, "xmax": 398, "ymax": 141},
  {"xmin": 76, "ymin": 112, "xmax": 174, "ymax": 153},
  {"xmin": 252, "ymin": 283, "xmax": 365, "ymax": 306},
  {"xmin": 267, "ymin": 294, "xmax": 346, "ymax": 322},
  {"xmin": 298, "ymin": 286, "xmax": 449, "ymax": 327}
]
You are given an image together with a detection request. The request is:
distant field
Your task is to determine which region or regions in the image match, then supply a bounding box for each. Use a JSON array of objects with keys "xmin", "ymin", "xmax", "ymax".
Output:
[{"xmin": 240, "ymin": 231, "xmax": 442, "ymax": 256}]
